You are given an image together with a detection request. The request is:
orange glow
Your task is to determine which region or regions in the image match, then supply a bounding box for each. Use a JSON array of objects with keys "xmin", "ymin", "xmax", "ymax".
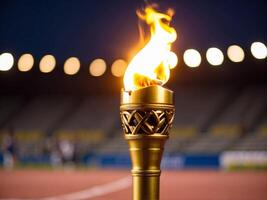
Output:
[
  {"xmin": 123, "ymin": 6, "xmax": 177, "ymax": 91},
  {"xmin": 111, "ymin": 59, "xmax": 128, "ymax": 77},
  {"xmin": 18, "ymin": 54, "xmax": 34, "ymax": 72},
  {"xmin": 64, "ymin": 57, "xmax": 80, "ymax": 75},
  {"xmin": 227, "ymin": 45, "xmax": 245, "ymax": 63},
  {"xmin": 89, "ymin": 58, "xmax": 106, "ymax": 76},
  {"xmin": 39, "ymin": 55, "xmax": 56, "ymax": 73}
]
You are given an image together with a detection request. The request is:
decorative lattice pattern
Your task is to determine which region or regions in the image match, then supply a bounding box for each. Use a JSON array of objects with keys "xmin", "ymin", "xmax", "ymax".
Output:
[{"xmin": 120, "ymin": 109, "xmax": 174, "ymax": 135}]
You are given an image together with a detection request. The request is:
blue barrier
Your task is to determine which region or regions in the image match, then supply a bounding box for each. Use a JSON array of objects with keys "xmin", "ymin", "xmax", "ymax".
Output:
[
  {"xmin": 184, "ymin": 154, "xmax": 220, "ymax": 168},
  {"xmin": 1, "ymin": 152, "xmax": 220, "ymax": 169},
  {"xmin": 89, "ymin": 153, "xmax": 220, "ymax": 169},
  {"xmin": 161, "ymin": 154, "xmax": 184, "ymax": 169},
  {"xmin": 95, "ymin": 154, "xmax": 131, "ymax": 168},
  {"xmin": 0, "ymin": 153, "xmax": 3, "ymax": 165},
  {"xmin": 19, "ymin": 155, "xmax": 50, "ymax": 164}
]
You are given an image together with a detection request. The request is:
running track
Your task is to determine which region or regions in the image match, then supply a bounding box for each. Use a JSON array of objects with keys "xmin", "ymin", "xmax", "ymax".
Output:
[{"xmin": 0, "ymin": 169, "xmax": 266, "ymax": 200}]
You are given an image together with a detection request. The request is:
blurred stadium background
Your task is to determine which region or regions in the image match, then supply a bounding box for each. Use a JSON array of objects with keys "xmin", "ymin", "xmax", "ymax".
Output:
[{"xmin": 0, "ymin": 0, "xmax": 267, "ymax": 199}]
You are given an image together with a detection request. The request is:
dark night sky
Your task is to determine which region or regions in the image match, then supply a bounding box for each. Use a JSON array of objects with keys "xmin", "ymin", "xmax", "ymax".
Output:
[{"xmin": 0, "ymin": 0, "xmax": 267, "ymax": 64}]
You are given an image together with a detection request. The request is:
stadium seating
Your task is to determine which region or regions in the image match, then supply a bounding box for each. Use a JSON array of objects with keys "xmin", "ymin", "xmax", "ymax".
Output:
[
  {"xmin": 181, "ymin": 85, "xmax": 267, "ymax": 154},
  {"xmin": 3, "ymin": 96, "xmax": 75, "ymax": 132},
  {"xmin": 174, "ymin": 86, "xmax": 230, "ymax": 132},
  {"xmin": 166, "ymin": 86, "xmax": 231, "ymax": 154},
  {"xmin": 96, "ymin": 132, "xmax": 127, "ymax": 154},
  {"xmin": 0, "ymin": 96, "xmax": 24, "ymax": 128},
  {"xmin": 231, "ymin": 133, "xmax": 267, "ymax": 151},
  {"xmin": 56, "ymin": 95, "xmax": 119, "ymax": 130},
  {"xmin": 209, "ymin": 86, "xmax": 267, "ymax": 135}
]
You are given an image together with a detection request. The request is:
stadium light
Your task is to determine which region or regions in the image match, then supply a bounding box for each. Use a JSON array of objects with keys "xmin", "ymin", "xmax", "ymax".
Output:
[
  {"xmin": 227, "ymin": 45, "xmax": 245, "ymax": 63},
  {"xmin": 89, "ymin": 58, "xmax": 106, "ymax": 76},
  {"xmin": 18, "ymin": 53, "xmax": 34, "ymax": 72},
  {"xmin": 0, "ymin": 52, "xmax": 14, "ymax": 71},
  {"xmin": 166, "ymin": 51, "xmax": 178, "ymax": 69},
  {"xmin": 251, "ymin": 42, "xmax": 267, "ymax": 59},
  {"xmin": 183, "ymin": 49, "xmax": 201, "ymax": 68},
  {"xmin": 39, "ymin": 55, "xmax": 56, "ymax": 73},
  {"xmin": 64, "ymin": 57, "xmax": 80, "ymax": 75},
  {"xmin": 111, "ymin": 59, "xmax": 128, "ymax": 77},
  {"xmin": 206, "ymin": 47, "xmax": 224, "ymax": 66}
]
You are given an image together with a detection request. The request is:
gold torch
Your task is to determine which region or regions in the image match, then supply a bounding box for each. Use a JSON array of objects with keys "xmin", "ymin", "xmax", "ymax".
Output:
[{"xmin": 120, "ymin": 6, "xmax": 177, "ymax": 200}]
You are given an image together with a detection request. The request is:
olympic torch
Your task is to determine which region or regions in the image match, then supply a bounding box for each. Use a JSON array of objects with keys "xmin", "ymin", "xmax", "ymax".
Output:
[{"xmin": 120, "ymin": 6, "xmax": 177, "ymax": 200}]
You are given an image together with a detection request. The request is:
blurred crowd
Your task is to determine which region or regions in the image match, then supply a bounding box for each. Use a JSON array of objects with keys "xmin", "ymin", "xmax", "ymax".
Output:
[{"xmin": 1, "ymin": 132, "xmax": 76, "ymax": 169}]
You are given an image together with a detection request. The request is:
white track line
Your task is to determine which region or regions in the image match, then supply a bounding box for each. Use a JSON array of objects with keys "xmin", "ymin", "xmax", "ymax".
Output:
[{"xmin": 1, "ymin": 176, "xmax": 131, "ymax": 200}]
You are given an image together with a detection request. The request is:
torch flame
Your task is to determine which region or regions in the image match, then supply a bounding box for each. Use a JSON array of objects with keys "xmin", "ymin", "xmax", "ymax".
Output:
[{"xmin": 124, "ymin": 6, "xmax": 177, "ymax": 91}]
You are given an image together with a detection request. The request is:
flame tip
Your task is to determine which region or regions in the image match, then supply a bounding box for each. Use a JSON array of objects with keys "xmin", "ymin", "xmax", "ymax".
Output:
[{"xmin": 124, "ymin": 5, "xmax": 177, "ymax": 91}]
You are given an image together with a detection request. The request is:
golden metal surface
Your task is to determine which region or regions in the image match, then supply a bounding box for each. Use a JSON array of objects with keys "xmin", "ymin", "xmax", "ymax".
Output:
[
  {"xmin": 121, "ymin": 108, "xmax": 174, "ymax": 135},
  {"xmin": 121, "ymin": 85, "xmax": 174, "ymax": 105},
  {"xmin": 120, "ymin": 85, "xmax": 174, "ymax": 200}
]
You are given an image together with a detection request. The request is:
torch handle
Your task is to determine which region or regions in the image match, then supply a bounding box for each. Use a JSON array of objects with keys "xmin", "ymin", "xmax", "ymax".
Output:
[
  {"xmin": 132, "ymin": 170, "xmax": 160, "ymax": 200},
  {"xmin": 126, "ymin": 135, "xmax": 168, "ymax": 200}
]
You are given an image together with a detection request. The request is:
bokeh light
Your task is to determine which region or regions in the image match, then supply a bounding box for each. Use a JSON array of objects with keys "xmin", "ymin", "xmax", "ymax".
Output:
[
  {"xmin": 0, "ymin": 53, "xmax": 14, "ymax": 71},
  {"xmin": 89, "ymin": 58, "xmax": 107, "ymax": 77},
  {"xmin": 251, "ymin": 42, "xmax": 267, "ymax": 59},
  {"xmin": 206, "ymin": 47, "xmax": 224, "ymax": 66},
  {"xmin": 39, "ymin": 55, "xmax": 56, "ymax": 73},
  {"xmin": 166, "ymin": 51, "xmax": 178, "ymax": 69},
  {"xmin": 18, "ymin": 54, "xmax": 34, "ymax": 72},
  {"xmin": 111, "ymin": 59, "xmax": 128, "ymax": 77},
  {"xmin": 183, "ymin": 49, "xmax": 201, "ymax": 68},
  {"xmin": 64, "ymin": 57, "xmax": 80, "ymax": 75},
  {"xmin": 227, "ymin": 45, "xmax": 245, "ymax": 63}
]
